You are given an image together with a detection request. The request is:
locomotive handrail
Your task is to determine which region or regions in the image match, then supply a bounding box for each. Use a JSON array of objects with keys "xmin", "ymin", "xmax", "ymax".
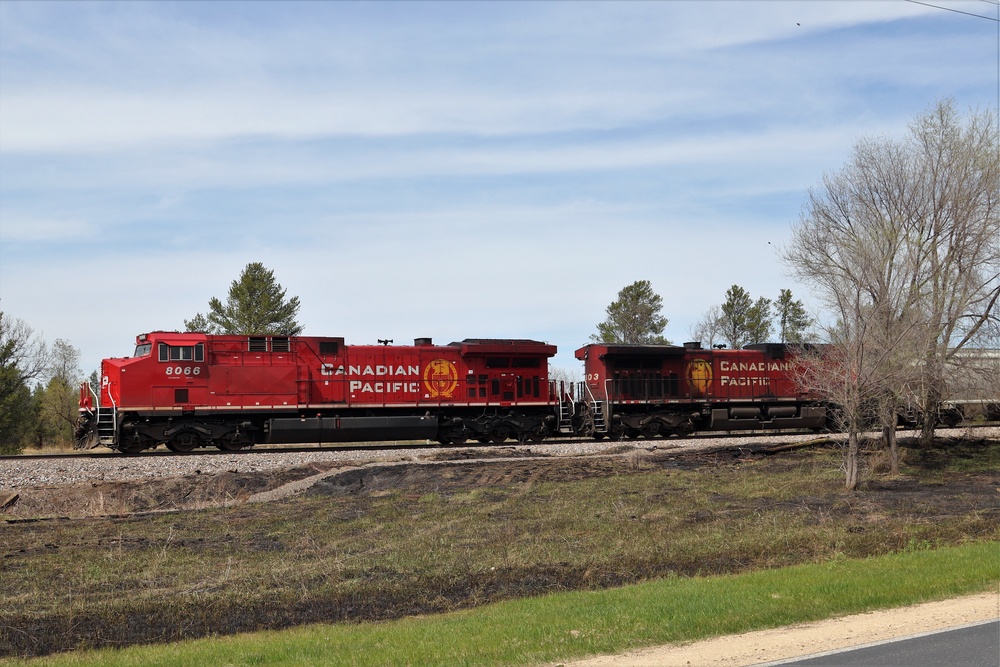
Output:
[
  {"xmin": 551, "ymin": 380, "xmax": 577, "ymax": 434},
  {"xmin": 87, "ymin": 382, "xmax": 100, "ymax": 411},
  {"xmin": 106, "ymin": 381, "xmax": 117, "ymax": 441},
  {"xmin": 78, "ymin": 381, "xmax": 95, "ymax": 413},
  {"xmin": 578, "ymin": 380, "xmax": 609, "ymax": 433}
]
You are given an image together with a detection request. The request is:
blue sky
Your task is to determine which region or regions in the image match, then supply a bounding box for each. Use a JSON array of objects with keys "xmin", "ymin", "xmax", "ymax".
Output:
[{"xmin": 1, "ymin": 0, "xmax": 998, "ymax": 376}]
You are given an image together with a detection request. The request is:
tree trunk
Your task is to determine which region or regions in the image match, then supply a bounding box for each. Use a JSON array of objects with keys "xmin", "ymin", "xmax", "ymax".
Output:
[
  {"xmin": 881, "ymin": 396, "xmax": 899, "ymax": 476},
  {"xmin": 919, "ymin": 381, "xmax": 940, "ymax": 448},
  {"xmin": 845, "ymin": 431, "xmax": 860, "ymax": 491},
  {"xmin": 883, "ymin": 424, "xmax": 899, "ymax": 476}
]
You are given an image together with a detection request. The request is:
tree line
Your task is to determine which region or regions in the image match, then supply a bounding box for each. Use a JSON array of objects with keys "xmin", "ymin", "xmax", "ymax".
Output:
[
  {"xmin": 592, "ymin": 280, "xmax": 814, "ymax": 349},
  {"xmin": 0, "ymin": 312, "xmax": 92, "ymax": 454}
]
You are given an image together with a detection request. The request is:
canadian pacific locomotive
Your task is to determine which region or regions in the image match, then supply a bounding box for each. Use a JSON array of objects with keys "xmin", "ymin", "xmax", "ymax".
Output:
[{"xmin": 76, "ymin": 331, "xmax": 829, "ymax": 453}]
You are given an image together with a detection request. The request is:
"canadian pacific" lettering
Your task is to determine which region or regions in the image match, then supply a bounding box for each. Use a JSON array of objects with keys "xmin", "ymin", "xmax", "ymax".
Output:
[
  {"xmin": 329, "ymin": 364, "xmax": 422, "ymax": 394},
  {"xmin": 718, "ymin": 360, "xmax": 791, "ymax": 387}
]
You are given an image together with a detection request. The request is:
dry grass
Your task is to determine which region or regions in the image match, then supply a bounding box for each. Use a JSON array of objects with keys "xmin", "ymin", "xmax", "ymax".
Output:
[{"xmin": 2, "ymin": 439, "xmax": 998, "ymax": 658}]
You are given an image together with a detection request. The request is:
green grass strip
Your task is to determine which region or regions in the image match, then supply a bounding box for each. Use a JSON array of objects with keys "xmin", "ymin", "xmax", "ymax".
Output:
[{"xmin": 9, "ymin": 540, "xmax": 998, "ymax": 667}]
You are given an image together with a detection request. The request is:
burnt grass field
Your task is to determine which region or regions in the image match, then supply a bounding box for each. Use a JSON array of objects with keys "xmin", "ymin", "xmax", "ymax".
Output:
[{"xmin": 2, "ymin": 437, "xmax": 999, "ymax": 658}]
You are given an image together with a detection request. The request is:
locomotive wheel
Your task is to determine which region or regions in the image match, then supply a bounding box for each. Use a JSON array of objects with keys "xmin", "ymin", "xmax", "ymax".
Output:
[
  {"xmin": 641, "ymin": 423, "xmax": 660, "ymax": 439},
  {"xmin": 489, "ymin": 430, "xmax": 509, "ymax": 444},
  {"xmin": 527, "ymin": 426, "xmax": 546, "ymax": 443},
  {"xmin": 438, "ymin": 428, "xmax": 468, "ymax": 446},
  {"xmin": 167, "ymin": 432, "xmax": 200, "ymax": 453},
  {"xmin": 674, "ymin": 421, "xmax": 695, "ymax": 437},
  {"xmin": 120, "ymin": 440, "xmax": 150, "ymax": 454},
  {"xmin": 216, "ymin": 439, "xmax": 251, "ymax": 452}
]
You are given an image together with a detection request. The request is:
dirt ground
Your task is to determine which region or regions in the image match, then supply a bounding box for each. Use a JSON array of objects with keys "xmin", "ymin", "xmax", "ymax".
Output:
[{"xmin": 559, "ymin": 591, "xmax": 999, "ymax": 667}]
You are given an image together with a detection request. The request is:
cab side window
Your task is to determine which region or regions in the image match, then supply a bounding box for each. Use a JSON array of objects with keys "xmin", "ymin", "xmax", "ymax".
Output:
[{"xmin": 158, "ymin": 343, "xmax": 205, "ymax": 363}]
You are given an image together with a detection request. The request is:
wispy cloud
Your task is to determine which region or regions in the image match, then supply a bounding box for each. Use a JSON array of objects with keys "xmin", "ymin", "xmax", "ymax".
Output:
[{"xmin": 0, "ymin": 215, "xmax": 94, "ymax": 242}]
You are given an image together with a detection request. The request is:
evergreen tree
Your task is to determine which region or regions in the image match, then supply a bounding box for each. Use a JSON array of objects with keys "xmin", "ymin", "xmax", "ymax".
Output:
[
  {"xmin": 774, "ymin": 289, "xmax": 813, "ymax": 344},
  {"xmin": 0, "ymin": 312, "xmax": 48, "ymax": 454},
  {"xmin": 719, "ymin": 285, "xmax": 772, "ymax": 349},
  {"xmin": 183, "ymin": 312, "xmax": 213, "ymax": 333},
  {"xmin": 0, "ymin": 364, "xmax": 34, "ymax": 454},
  {"xmin": 591, "ymin": 280, "xmax": 671, "ymax": 344},
  {"xmin": 186, "ymin": 263, "xmax": 303, "ymax": 336}
]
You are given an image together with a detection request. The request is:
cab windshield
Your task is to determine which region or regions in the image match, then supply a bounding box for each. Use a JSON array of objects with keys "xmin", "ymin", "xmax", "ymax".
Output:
[{"xmin": 133, "ymin": 343, "xmax": 152, "ymax": 358}]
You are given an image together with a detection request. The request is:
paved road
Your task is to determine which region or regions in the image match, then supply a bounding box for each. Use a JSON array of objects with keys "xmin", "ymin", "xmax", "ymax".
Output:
[{"xmin": 765, "ymin": 620, "xmax": 999, "ymax": 666}]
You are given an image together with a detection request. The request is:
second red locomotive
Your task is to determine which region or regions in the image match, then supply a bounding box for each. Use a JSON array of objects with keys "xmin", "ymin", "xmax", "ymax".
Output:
[{"xmin": 573, "ymin": 342, "xmax": 827, "ymax": 439}]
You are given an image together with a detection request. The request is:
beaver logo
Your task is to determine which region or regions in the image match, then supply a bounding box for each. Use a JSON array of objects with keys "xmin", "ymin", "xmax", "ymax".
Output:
[
  {"xmin": 686, "ymin": 359, "xmax": 713, "ymax": 396},
  {"xmin": 423, "ymin": 359, "xmax": 459, "ymax": 398}
]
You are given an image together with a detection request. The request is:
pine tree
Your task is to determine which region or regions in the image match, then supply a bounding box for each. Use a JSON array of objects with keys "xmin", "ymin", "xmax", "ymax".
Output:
[
  {"xmin": 719, "ymin": 285, "xmax": 772, "ymax": 349},
  {"xmin": 186, "ymin": 263, "xmax": 303, "ymax": 336},
  {"xmin": 0, "ymin": 312, "xmax": 49, "ymax": 454},
  {"xmin": 591, "ymin": 280, "xmax": 671, "ymax": 344},
  {"xmin": 774, "ymin": 289, "xmax": 813, "ymax": 344}
]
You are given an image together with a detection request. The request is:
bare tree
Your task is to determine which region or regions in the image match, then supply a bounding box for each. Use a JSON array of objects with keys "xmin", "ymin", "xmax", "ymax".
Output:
[
  {"xmin": 0, "ymin": 312, "xmax": 49, "ymax": 384},
  {"xmin": 36, "ymin": 339, "xmax": 83, "ymax": 448},
  {"xmin": 689, "ymin": 305, "xmax": 725, "ymax": 348},
  {"xmin": 782, "ymin": 99, "xmax": 998, "ymax": 484},
  {"xmin": 793, "ymin": 320, "xmax": 890, "ymax": 490},
  {"xmin": 904, "ymin": 102, "xmax": 1000, "ymax": 445}
]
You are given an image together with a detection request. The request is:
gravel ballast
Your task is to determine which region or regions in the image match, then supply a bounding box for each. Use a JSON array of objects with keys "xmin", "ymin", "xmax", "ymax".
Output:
[{"xmin": 3, "ymin": 428, "xmax": 996, "ymax": 491}]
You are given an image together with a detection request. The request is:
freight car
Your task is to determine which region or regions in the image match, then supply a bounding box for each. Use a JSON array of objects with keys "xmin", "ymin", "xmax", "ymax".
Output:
[
  {"xmin": 76, "ymin": 332, "xmax": 558, "ymax": 453},
  {"xmin": 76, "ymin": 332, "xmax": 833, "ymax": 453}
]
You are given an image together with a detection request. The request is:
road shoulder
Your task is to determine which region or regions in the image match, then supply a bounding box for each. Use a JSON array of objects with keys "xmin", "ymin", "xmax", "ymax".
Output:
[{"xmin": 560, "ymin": 590, "xmax": 999, "ymax": 667}]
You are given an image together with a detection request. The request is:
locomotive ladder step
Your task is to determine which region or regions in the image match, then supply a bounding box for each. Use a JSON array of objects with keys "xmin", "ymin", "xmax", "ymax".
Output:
[
  {"xmin": 96, "ymin": 407, "xmax": 116, "ymax": 444},
  {"xmin": 557, "ymin": 400, "xmax": 575, "ymax": 434},
  {"xmin": 591, "ymin": 401, "xmax": 607, "ymax": 431}
]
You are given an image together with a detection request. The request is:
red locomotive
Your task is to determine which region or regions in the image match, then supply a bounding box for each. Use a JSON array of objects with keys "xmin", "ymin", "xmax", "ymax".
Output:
[
  {"xmin": 77, "ymin": 332, "xmax": 830, "ymax": 453},
  {"xmin": 571, "ymin": 342, "xmax": 827, "ymax": 439},
  {"xmin": 77, "ymin": 332, "xmax": 558, "ymax": 453}
]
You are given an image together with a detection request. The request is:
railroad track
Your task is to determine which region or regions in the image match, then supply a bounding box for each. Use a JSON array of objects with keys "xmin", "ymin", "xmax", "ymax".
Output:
[
  {"xmin": 0, "ymin": 431, "xmax": 826, "ymax": 461},
  {"xmin": 5, "ymin": 423, "xmax": 997, "ymax": 461}
]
